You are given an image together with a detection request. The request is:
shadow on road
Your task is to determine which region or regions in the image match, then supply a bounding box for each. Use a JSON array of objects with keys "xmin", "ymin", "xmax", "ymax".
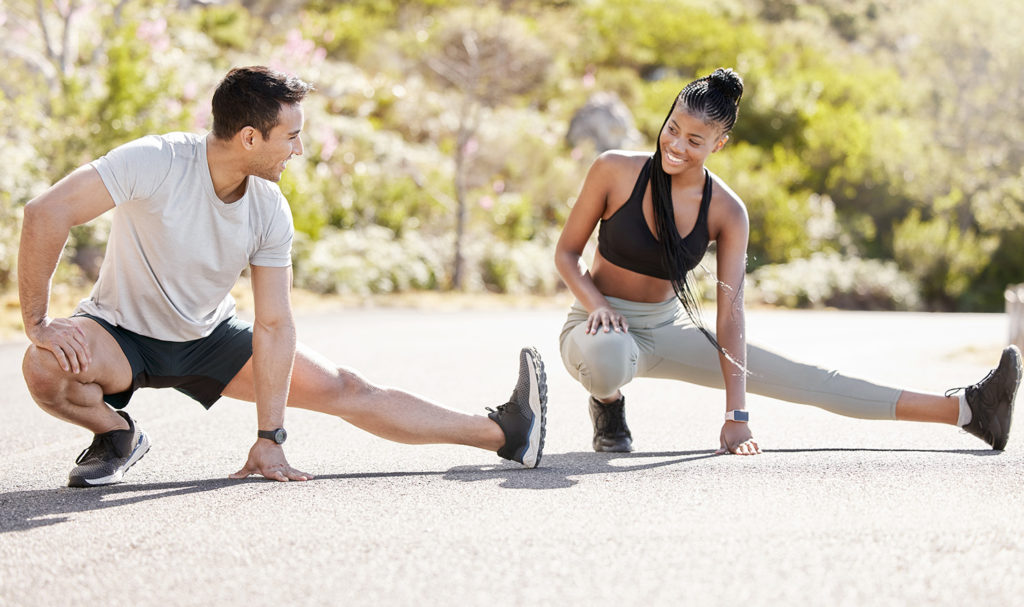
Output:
[
  {"xmin": 766, "ymin": 447, "xmax": 1001, "ymax": 455},
  {"xmin": 0, "ymin": 452, "xmax": 715, "ymax": 533},
  {"xmin": 0, "ymin": 447, "xmax": 995, "ymax": 534},
  {"xmin": 442, "ymin": 450, "xmax": 720, "ymax": 489}
]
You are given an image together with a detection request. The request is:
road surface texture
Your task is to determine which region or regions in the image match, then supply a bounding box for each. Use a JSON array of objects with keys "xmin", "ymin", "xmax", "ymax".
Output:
[{"xmin": 2, "ymin": 304, "xmax": 1021, "ymax": 606}]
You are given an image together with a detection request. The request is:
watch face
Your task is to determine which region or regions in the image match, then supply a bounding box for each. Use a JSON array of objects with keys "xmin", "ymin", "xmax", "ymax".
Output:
[{"xmin": 274, "ymin": 428, "xmax": 287, "ymax": 444}]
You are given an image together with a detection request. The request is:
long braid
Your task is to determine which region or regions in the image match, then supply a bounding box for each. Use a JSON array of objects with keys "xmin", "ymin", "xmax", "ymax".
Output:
[{"xmin": 651, "ymin": 68, "xmax": 743, "ymax": 358}]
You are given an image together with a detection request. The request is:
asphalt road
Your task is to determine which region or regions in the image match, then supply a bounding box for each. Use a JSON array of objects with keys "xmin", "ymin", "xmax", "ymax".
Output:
[{"xmin": 1, "ymin": 304, "xmax": 1021, "ymax": 606}]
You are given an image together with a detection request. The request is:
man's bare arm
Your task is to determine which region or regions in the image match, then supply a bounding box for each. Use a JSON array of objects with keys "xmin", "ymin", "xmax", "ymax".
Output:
[
  {"xmin": 19, "ymin": 165, "xmax": 116, "ymax": 372},
  {"xmin": 228, "ymin": 264, "xmax": 311, "ymax": 482}
]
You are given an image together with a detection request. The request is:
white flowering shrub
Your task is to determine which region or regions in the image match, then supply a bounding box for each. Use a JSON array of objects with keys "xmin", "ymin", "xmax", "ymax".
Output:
[
  {"xmin": 748, "ymin": 253, "xmax": 922, "ymax": 311},
  {"xmin": 292, "ymin": 226, "xmax": 448, "ymax": 295}
]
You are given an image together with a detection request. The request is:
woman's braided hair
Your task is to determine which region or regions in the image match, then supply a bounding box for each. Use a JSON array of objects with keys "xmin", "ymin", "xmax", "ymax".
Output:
[{"xmin": 649, "ymin": 68, "xmax": 744, "ymax": 354}]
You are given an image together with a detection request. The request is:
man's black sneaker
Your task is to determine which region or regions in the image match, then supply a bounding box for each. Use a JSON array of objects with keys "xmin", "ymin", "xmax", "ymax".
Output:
[
  {"xmin": 487, "ymin": 347, "xmax": 547, "ymax": 468},
  {"xmin": 589, "ymin": 395, "xmax": 633, "ymax": 452},
  {"xmin": 947, "ymin": 345, "xmax": 1022, "ymax": 451},
  {"xmin": 68, "ymin": 410, "xmax": 151, "ymax": 488}
]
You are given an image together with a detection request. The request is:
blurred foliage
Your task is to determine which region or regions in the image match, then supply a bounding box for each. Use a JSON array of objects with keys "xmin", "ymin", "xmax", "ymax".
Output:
[
  {"xmin": 1, "ymin": 0, "xmax": 1022, "ymax": 309},
  {"xmin": 892, "ymin": 210, "xmax": 997, "ymax": 311},
  {"xmin": 748, "ymin": 253, "xmax": 921, "ymax": 311}
]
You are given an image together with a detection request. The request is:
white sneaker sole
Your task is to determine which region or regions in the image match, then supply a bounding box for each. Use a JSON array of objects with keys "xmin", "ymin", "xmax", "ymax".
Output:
[{"xmin": 519, "ymin": 348, "xmax": 548, "ymax": 468}]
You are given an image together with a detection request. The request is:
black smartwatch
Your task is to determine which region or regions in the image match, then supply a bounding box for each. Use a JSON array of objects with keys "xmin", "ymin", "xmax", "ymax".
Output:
[{"xmin": 258, "ymin": 427, "xmax": 287, "ymax": 444}]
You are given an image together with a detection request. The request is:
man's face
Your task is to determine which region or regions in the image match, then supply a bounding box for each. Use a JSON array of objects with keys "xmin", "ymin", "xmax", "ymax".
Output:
[{"xmin": 249, "ymin": 102, "xmax": 304, "ymax": 182}]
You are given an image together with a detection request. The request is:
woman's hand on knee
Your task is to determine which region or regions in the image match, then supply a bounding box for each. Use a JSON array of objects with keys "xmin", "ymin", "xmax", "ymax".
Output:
[
  {"xmin": 716, "ymin": 421, "xmax": 761, "ymax": 455},
  {"xmin": 586, "ymin": 307, "xmax": 629, "ymax": 335}
]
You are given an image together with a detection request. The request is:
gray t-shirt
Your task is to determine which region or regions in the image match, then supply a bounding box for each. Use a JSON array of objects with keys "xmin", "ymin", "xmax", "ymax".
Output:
[{"xmin": 76, "ymin": 132, "xmax": 293, "ymax": 341}]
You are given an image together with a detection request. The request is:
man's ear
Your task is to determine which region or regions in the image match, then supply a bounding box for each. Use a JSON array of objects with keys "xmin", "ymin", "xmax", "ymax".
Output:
[
  {"xmin": 713, "ymin": 134, "xmax": 730, "ymax": 154},
  {"xmin": 239, "ymin": 126, "xmax": 260, "ymax": 150}
]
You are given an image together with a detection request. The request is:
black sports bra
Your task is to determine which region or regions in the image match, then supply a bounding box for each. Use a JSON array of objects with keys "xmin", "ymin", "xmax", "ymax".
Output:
[{"xmin": 597, "ymin": 157, "xmax": 713, "ymax": 280}]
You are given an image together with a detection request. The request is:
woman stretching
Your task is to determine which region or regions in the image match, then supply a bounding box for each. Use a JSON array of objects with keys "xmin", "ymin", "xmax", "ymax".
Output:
[{"xmin": 554, "ymin": 68, "xmax": 1021, "ymax": 455}]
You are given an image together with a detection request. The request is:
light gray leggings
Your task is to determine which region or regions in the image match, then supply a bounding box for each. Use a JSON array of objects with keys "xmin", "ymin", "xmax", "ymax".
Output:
[{"xmin": 559, "ymin": 296, "xmax": 900, "ymax": 419}]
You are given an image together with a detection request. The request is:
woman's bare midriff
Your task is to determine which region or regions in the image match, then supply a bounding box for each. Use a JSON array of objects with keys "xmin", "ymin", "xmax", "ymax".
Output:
[{"xmin": 591, "ymin": 250, "xmax": 675, "ymax": 304}]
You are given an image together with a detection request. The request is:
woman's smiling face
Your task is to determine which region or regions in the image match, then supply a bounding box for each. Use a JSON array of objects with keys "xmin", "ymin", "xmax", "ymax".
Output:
[{"xmin": 658, "ymin": 106, "xmax": 728, "ymax": 175}]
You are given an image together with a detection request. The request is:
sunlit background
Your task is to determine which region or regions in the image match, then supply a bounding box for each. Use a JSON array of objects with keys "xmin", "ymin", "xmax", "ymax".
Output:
[{"xmin": 1, "ymin": 0, "xmax": 1021, "ymax": 312}]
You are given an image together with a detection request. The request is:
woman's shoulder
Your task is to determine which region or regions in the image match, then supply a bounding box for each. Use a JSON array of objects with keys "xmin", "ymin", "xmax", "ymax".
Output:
[
  {"xmin": 706, "ymin": 169, "xmax": 749, "ymax": 228},
  {"xmin": 594, "ymin": 149, "xmax": 649, "ymax": 169},
  {"xmin": 589, "ymin": 150, "xmax": 650, "ymax": 184},
  {"xmin": 707, "ymin": 169, "xmax": 745, "ymax": 210}
]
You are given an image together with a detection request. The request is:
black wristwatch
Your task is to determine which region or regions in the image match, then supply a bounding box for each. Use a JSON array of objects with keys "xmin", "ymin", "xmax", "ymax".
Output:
[{"xmin": 257, "ymin": 427, "xmax": 287, "ymax": 445}]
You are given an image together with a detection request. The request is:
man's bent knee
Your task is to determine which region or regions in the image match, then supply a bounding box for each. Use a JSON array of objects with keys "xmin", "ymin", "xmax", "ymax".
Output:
[
  {"xmin": 333, "ymin": 367, "xmax": 380, "ymax": 402},
  {"xmin": 294, "ymin": 365, "xmax": 380, "ymax": 416},
  {"xmin": 23, "ymin": 345, "xmax": 68, "ymax": 404}
]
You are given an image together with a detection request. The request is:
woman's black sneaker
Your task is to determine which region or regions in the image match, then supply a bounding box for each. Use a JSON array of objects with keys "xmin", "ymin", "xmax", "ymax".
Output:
[
  {"xmin": 68, "ymin": 410, "xmax": 151, "ymax": 488},
  {"xmin": 486, "ymin": 347, "xmax": 547, "ymax": 468},
  {"xmin": 948, "ymin": 345, "xmax": 1022, "ymax": 451},
  {"xmin": 589, "ymin": 395, "xmax": 633, "ymax": 452}
]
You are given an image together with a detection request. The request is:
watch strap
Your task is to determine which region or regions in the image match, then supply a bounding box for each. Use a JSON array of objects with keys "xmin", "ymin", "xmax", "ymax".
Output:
[{"xmin": 257, "ymin": 428, "xmax": 287, "ymax": 444}]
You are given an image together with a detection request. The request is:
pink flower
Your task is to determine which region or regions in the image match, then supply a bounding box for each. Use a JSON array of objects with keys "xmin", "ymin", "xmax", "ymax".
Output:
[
  {"xmin": 137, "ymin": 18, "xmax": 169, "ymax": 53},
  {"xmin": 318, "ymin": 127, "xmax": 338, "ymax": 161}
]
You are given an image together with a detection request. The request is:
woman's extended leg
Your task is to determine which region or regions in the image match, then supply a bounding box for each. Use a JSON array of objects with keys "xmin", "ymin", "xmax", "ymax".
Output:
[{"xmin": 643, "ymin": 321, "xmax": 1021, "ymax": 448}]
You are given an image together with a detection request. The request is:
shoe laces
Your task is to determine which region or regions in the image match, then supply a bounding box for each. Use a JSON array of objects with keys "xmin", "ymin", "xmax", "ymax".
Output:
[
  {"xmin": 595, "ymin": 400, "xmax": 628, "ymax": 436},
  {"xmin": 945, "ymin": 362, "xmax": 1005, "ymax": 406},
  {"xmin": 486, "ymin": 402, "xmax": 517, "ymax": 417},
  {"xmin": 75, "ymin": 433, "xmax": 122, "ymax": 465}
]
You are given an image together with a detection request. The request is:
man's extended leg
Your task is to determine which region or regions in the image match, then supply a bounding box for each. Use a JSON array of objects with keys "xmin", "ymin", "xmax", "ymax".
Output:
[{"xmin": 222, "ymin": 342, "xmax": 545, "ymax": 463}]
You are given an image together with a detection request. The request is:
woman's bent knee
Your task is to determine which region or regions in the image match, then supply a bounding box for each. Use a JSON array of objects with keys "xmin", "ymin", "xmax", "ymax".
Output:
[{"xmin": 562, "ymin": 328, "xmax": 638, "ymax": 399}]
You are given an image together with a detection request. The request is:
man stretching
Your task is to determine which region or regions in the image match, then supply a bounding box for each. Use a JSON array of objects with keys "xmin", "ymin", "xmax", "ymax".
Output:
[{"xmin": 19, "ymin": 66, "xmax": 546, "ymax": 487}]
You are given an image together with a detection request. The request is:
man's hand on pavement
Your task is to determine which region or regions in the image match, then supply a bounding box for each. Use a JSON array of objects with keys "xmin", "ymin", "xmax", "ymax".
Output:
[{"xmin": 229, "ymin": 440, "xmax": 314, "ymax": 482}]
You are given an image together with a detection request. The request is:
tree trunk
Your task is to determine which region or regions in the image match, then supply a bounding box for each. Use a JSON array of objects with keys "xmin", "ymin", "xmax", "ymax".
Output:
[
  {"xmin": 451, "ymin": 133, "xmax": 468, "ymax": 291},
  {"xmin": 450, "ymin": 100, "xmax": 478, "ymax": 291},
  {"xmin": 1007, "ymin": 284, "xmax": 1024, "ymax": 352}
]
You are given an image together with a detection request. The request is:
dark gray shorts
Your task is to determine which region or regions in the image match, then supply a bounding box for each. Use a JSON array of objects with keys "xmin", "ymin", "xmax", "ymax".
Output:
[{"xmin": 76, "ymin": 314, "xmax": 254, "ymax": 409}]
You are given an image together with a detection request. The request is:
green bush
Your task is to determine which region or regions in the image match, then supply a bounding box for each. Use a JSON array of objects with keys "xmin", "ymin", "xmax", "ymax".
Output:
[
  {"xmin": 475, "ymin": 234, "xmax": 561, "ymax": 295},
  {"xmin": 748, "ymin": 253, "xmax": 921, "ymax": 310},
  {"xmin": 892, "ymin": 210, "xmax": 997, "ymax": 310},
  {"xmin": 291, "ymin": 225, "xmax": 563, "ymax": 296},
  {"xmin": 710, "ymin": 142, "xmax": 839, "ymax": 267}
]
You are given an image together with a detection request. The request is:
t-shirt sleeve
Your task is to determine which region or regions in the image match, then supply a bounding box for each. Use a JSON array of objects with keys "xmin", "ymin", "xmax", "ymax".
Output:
[
  {"xmin": 250, "ymin": 192, "xmax": 294, "ymax": 268},
  {"xmin": 89, "ymin": 135, "xmax": 172, "ymax": 205}
]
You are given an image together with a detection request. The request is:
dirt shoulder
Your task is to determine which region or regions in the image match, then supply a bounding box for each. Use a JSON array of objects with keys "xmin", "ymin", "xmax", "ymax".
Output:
[{"xmin": 0, "ymin": 282, "xmax": 574, "ymax": 342}]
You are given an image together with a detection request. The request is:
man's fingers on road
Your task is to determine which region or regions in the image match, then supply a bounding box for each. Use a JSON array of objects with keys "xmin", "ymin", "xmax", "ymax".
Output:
[
  {"xmin": 287, "ymin": 468, "xmax": 314, "ymax": 481},
  {"xmin": 736, "ymin": 440, "xmax": 761, "ymax": 455},
  {"xmin": 229, "ymin": 466, "xmax": 254, "ymax": 479}
]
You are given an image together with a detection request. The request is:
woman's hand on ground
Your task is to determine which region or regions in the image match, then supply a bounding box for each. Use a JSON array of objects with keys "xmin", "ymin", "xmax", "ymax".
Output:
[
  {"xmin": 586, "ymin": 307, "xmax": 629, "ymax": 334},
  {"xmin": 716, "ymin": 421, "xmax": 762, "ymax": 455}
]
